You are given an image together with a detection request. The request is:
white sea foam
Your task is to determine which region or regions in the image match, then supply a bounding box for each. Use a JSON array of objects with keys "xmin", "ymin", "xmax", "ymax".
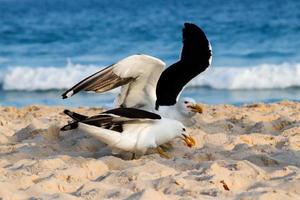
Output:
[
  {"xmin": 1, "ymin": 62, "xmax": 300, "ymax": 91},
  {"xmin": 1, "ymin": 60, "xmax": 100, "ymax": 91},
  {"xmin": 189, "ymin": 63, "xmax": 300, "ymax": 89}
]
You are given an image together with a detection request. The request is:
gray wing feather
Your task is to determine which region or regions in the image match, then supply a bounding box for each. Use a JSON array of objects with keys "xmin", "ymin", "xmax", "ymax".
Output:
[{"xmin": 62, "ymin": 66, "xmax": 133, "ymax": 99}]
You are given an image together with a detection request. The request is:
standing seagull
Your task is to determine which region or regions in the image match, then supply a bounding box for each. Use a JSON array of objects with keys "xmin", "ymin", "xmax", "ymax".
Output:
[
  {"xmin": 61, "ymin": 23, "xmax": 212, "ymax": 126},
  {"xmin": 61, "ymin": 108, "xmax": 195, "ymax": 159}
]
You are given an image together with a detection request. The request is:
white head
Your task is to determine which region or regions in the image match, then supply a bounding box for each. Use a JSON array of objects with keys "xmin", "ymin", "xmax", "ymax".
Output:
[
  {"xmin": 154, "ymin": 118, "xmax": 196, "ymax": 148},
  {"xmin": 176, "ymin": 97, "xmax": 203, "ymax": 117}
]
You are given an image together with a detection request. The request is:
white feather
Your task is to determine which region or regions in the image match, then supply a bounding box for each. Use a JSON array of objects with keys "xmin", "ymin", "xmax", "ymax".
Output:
[
  {"xmin": 112, "ymin": 55, "xmax": 165, "ymax": 110},
  {"xmin": 78, "ymin": 118, "xmax": 185, "ymax": 154},
  {"xmin": 65, "ymin": 90, "xmax": 74, "ymax": 98}
]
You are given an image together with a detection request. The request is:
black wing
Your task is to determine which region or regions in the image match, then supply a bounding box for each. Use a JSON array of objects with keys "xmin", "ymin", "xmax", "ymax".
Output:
[
  {"xmin": 64, "ymin": 109, "xmax": 88, "ymax": 121},
  {"xmin": 103, "ymin": 107, "xmax": 161, "ymax": 120},
  {"xmin": 155, "ymin": 23, "xmax": 212, "ymax": 108},
  {"xmin": 60, "ymin": 113, "xmax": 121, "ymax": 132},
  {"xmin": 61, "ymin": 108, "xmax": 161, "ymax": 132}
]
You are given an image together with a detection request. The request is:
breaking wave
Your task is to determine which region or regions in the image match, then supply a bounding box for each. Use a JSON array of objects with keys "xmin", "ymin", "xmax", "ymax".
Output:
[
  {"xmin": 189, "ymin": 63, "xmax": 300, "ymax": 89},
  {"xmin": 1, "ymin": 61, "xmax": 300, "ymax": 91},
  {"xmin": 1, "ymin": 60, "xmax": 100, "ymax": 91}
]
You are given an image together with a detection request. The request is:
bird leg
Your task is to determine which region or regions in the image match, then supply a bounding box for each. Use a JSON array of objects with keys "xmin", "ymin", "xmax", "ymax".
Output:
[
  {"xmin": 131, "ymin": 152, "xmax": 136, "ymax": 160},
  {"xmin": 160, "ymin": 143, "xmax": 173, "ymax": 151},
  {"xmin": 156, "ymin": 146, "xmax": 171, "ymax": 159}
]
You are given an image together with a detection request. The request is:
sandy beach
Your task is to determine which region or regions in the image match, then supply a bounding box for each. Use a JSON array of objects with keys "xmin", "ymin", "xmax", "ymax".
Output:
[{"xmin": 0, "ymin": 101, "xmax": 299, "ymax": 199}]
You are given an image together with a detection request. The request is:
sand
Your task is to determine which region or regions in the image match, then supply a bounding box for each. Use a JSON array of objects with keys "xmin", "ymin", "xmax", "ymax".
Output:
[{"xmin": 0, "ymin": 101, "xmax": 300, "ymax": 200}]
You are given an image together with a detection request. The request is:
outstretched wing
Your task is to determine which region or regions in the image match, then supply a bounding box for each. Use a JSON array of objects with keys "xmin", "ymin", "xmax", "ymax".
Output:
[
  {"xmin": 61, "ymin": 108, "xmax": 161, "ymax": 132},
  {"xmin": 61, "ymin": 64, "xmax": 133, "ymax": 99},
  {"xmin": 155, "ymin": 23, "xmax": 212, "ymax": 108},
  {"xmin": 62, "ymin": 54, "xmax": 165, "ymax": 110}
]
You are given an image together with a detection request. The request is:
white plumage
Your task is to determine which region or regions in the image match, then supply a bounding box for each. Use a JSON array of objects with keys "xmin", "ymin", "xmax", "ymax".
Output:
[
  {"xmin": 78, "ymin": 118, "xmax": 185, "ymax": 154},
  {"xmin": 112, "ymin": 55, "xmax": 165, "ymax": 111},
  {"xmin": 61, "ymin": 108, "xmax": 195, "ymax": 158}
]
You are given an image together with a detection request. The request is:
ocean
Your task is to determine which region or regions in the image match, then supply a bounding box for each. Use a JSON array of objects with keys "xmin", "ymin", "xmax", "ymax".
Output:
[{"xmin": 0, "ymin": 0, "xmax": 300, "ymax": 107}]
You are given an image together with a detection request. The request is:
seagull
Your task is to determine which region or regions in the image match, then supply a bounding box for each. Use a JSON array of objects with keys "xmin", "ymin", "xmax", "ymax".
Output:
[
  {"xmin": 61, "ymin": 23, "xmax": 212, "ymax": 126},
  {"xmin": 60, "ymin": 108, "xmax": 195, "ymax": 159}
]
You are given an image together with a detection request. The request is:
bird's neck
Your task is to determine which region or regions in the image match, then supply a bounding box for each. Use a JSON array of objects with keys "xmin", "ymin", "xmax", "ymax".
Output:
[
  {"xmin": 157, "ymin": 103, "xmax": 194, "ymax": 127},
  {"xmin": 157, "ymin": 104, "xmax": 181, "ymax": 119},
  {"xmin": 153, "ymin": 119, "xmax": 178, "ymax": 145}
]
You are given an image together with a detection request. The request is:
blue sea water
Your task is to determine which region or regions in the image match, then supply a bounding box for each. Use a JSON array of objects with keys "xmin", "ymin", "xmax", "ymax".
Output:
[{"xmin": 0, "ymin": 0, "xmax": 300, "ymax": 107}]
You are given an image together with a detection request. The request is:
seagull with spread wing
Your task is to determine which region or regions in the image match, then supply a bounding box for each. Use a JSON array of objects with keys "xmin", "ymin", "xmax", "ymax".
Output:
[
  {"xmin": 61, "ymin": 108, "xmax": 195, "ymax": 159},
  {"xmin": 62, "ymin": 23, "xmax": 212, "ymax": 126}
]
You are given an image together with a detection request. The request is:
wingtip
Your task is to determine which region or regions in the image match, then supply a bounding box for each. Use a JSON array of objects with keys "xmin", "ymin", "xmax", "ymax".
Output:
[
  {"xmin": 60, "ymin": 123, "xmax": 78, "ymax": 131},
  {"xmin": 183, "ymin": 22, "xmax": 193, "ymax": 27},
  {"xmin": 62, "ymin": 90, "xmax": 74, "ymax": 99},
  {"xmin": 63, "ymin": 109, "xmax": 71, "ymax": 115},
  {"xmin": 182, "ymin": 22, "xmax": 207, "ymax": 39},
  {"xmin": 181, "ymin": 22, "xmax": 211, "ymax": 55},
  {"xmin": 60, "ymin": 125, "xmax": 69, "ymax": 131},
  {"xmin": 63, "ymin": 109, "xmax": 76, "ymax": 119},
  {"xmin": 183, "ymin": 22, "xmax": 200, "ymax": 31}
]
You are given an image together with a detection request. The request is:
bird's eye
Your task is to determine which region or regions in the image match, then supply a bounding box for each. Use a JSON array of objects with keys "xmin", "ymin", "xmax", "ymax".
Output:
[
  {"xmin": 184, "ymin": 101, "xmax": 188, "ymax": 104},
  {"xmin": 182, "ymin": 128, "xmax": 186, "ymax": 131}
]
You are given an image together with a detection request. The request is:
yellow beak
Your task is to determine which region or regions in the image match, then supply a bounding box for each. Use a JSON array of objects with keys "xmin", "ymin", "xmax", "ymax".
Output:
[
  {"xmin": 181, "ymin": 134, "xmax": 196, "ymax": 148},
  {"xmin": 187, "ymin": 104, "xmax": 203, "ymax": 113}
]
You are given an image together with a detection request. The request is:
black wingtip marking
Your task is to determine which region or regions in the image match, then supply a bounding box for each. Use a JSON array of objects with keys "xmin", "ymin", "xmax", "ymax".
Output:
[
  {"xmin": 63, "ymin": 109, "xmax": 74, "ymax": 118},
  {"xmin": 63, "ymin": 109, "xmax": 88, "ymax": 121},
  {"xmin": 61, "ymin": 64, "xmax": 122, "ymax": 99},
  {"xmin": 181, "ymin": 22, "xmax": 211, "ymax": 62},
  {"xmin": 61, "ymin": 110, "xmax": 84, "ymax": 131},
  {"xmin": 60, "ymin": 122, "xmax": 78, "ymax": 131},
  {"xmin": 183, "ymin": 22, "xmax": 206, "ymax": 35},
  {"xmin": 61, "ymin": 89, "xmax": 75, "ymax": 99},
  {"xmin": 183, "ymin": 22, "xmax": 199, "ymax": 29},
  {"xmin": 104, "ymin": 107, "xmax": 161, "ymax": 120}
]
